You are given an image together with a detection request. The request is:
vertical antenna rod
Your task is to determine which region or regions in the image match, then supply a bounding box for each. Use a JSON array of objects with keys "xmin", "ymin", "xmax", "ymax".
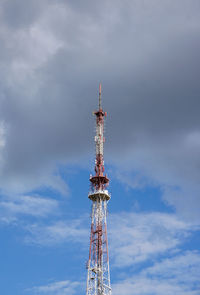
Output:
[
  {"xmin": 99, "ymin": 83, "xmax": 102, "ymax": 110},
  {"xmin": 86, "ymin": 84, "xmax": 112, "ymax": 295}
]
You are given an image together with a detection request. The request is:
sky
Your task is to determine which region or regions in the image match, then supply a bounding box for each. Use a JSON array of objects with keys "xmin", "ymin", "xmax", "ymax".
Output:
[{"xmin": 0, "ymin": 0, "xmax": 200, "ymax": 294}]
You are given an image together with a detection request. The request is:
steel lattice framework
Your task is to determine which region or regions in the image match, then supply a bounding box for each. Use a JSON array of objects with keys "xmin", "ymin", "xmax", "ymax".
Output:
[{"xmin": 86, "ymin": 84, "xmax": 112, "ymax": 295}]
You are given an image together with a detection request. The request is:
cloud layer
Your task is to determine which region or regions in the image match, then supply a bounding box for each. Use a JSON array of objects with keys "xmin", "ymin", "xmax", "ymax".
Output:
[
  {"xmin": 112, "ymin": 251, "xmax": 200, "ymax": 295},
  {"xmin": 29, "ymin": 280, "xmax": 82, "ymax": 295},
  {"xmin": 0, "ymin": 1, "xmax": 200, "ymax": 214},
  {"xmin": 25, "ymin": 211, "xmax": 200, "ymax": 295},
  {"xmin": 109, "ymin": 212, "xmax": 196, "ymax": 267}
]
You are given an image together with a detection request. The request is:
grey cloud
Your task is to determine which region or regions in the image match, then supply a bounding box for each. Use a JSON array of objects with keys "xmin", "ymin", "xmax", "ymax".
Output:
[
  {"xmin": 1, "ymin": 0, "xmax": 48, "ymax": 29},
  {"xmin": 0, "ymin": 0, "xmax": 200, "ymax": 220}
]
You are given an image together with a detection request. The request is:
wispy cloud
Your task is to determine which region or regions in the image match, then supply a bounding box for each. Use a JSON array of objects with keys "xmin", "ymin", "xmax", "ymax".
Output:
[
  {"xmin": 25, "ymin": 211, "xmax": 200, "ymax": 294},
  {"xmin": 109, "ymin": 212, "xmax": 198, "ymax": 267},
  {"xmin": 0, "ymin": 195, "xmax": 59, "ymax": 223},
  {"xmin": 112, "ymin": 251, "xmax": 200, "ymax": 295},
  {"xmin": 25, "ymin": 218, "xmax": 88, "ymax": 246},
  {"xmin": 23, "ymin": 210, "xmax": 199, "ymax": 263},
  {"xmin": 28, "ymin": 280, "xmax": 82, "ymax": 295}
]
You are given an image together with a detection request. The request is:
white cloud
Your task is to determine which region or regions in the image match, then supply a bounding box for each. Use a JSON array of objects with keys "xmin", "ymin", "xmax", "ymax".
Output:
[
  {"xmin": 29, "ymin": 280, "xmax": 82, "ymax": 295},
  {"xmin": 22, "ymin": 211, "xmax": 200, "ymax": 295},
  {"xmin": 23, "ymin": 210, "xmax": 199, "ymax": 266},
  {"xmin": 0, "ymin": 195, "xmax": 59, "ymax": 223},
  {"xmin": 112, "ymin": 251, "xmax": 200, "ymax": 295},
  {"xmin": 109, "ymin": 212, "xmax": 198, "ymax": 267},
  {"xmin": 25, "ymin": 218, "xmax": 88, "ymax": 246}
]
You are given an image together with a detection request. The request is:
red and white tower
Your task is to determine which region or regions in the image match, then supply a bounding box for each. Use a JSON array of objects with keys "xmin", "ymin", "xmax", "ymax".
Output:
[{"xmin": 86, "ymin": 84, "xmax": 112, "ymax": 295}]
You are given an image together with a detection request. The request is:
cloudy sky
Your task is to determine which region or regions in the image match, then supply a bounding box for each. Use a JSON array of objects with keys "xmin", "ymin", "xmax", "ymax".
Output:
[{"xmin": 0, "ymin": 0, "xmax": 200, "ymax": 294}]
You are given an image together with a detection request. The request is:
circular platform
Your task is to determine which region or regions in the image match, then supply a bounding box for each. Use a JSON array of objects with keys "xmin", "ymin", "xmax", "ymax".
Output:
[{"xmin": 88, "ymin": 190, "xmax": 111, "ymax": 201}]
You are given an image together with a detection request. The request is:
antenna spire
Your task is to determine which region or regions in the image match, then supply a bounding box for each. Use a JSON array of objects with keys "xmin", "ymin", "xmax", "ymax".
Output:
[{"xmin": 99, "ymin": 83, "xmax": 102, "ymax": 110}]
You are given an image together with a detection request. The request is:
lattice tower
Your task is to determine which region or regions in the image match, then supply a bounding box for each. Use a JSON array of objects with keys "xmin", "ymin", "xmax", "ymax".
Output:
[{"xmin": 86, "ymin": 84, "xmax": 112, "ymax": 295}]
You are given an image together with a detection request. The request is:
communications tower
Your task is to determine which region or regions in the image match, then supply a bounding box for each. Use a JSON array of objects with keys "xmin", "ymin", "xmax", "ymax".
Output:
[{"xmin": 86, "ymin": 84, "xmax": 112, "ymax": 295}]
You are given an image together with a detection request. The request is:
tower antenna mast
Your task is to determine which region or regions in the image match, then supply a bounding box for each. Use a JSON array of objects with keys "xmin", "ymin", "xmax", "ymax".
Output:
[
  {"xmin": 99, "ymin": 83, "xmax": 102, "ymax": 110},
  {"xmin": 86, "ymin": 84, "xmax": 112, "ymax": 295}
]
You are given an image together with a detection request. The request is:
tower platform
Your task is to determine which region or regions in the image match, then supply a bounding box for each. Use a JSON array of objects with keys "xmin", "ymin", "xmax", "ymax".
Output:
[{"xmin": 88, "ymin": 190, "xmax": 111, "ymax": 201}]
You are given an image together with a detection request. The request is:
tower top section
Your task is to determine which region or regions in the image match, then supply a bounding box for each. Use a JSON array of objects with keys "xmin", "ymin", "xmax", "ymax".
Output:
[
  {"xmin": 99, "ymin": 83, "xmax": 102, "ymax": 110},
  {"xmin": 89, "ymin": 84, "xmax": 109, "ymax": 193}
]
